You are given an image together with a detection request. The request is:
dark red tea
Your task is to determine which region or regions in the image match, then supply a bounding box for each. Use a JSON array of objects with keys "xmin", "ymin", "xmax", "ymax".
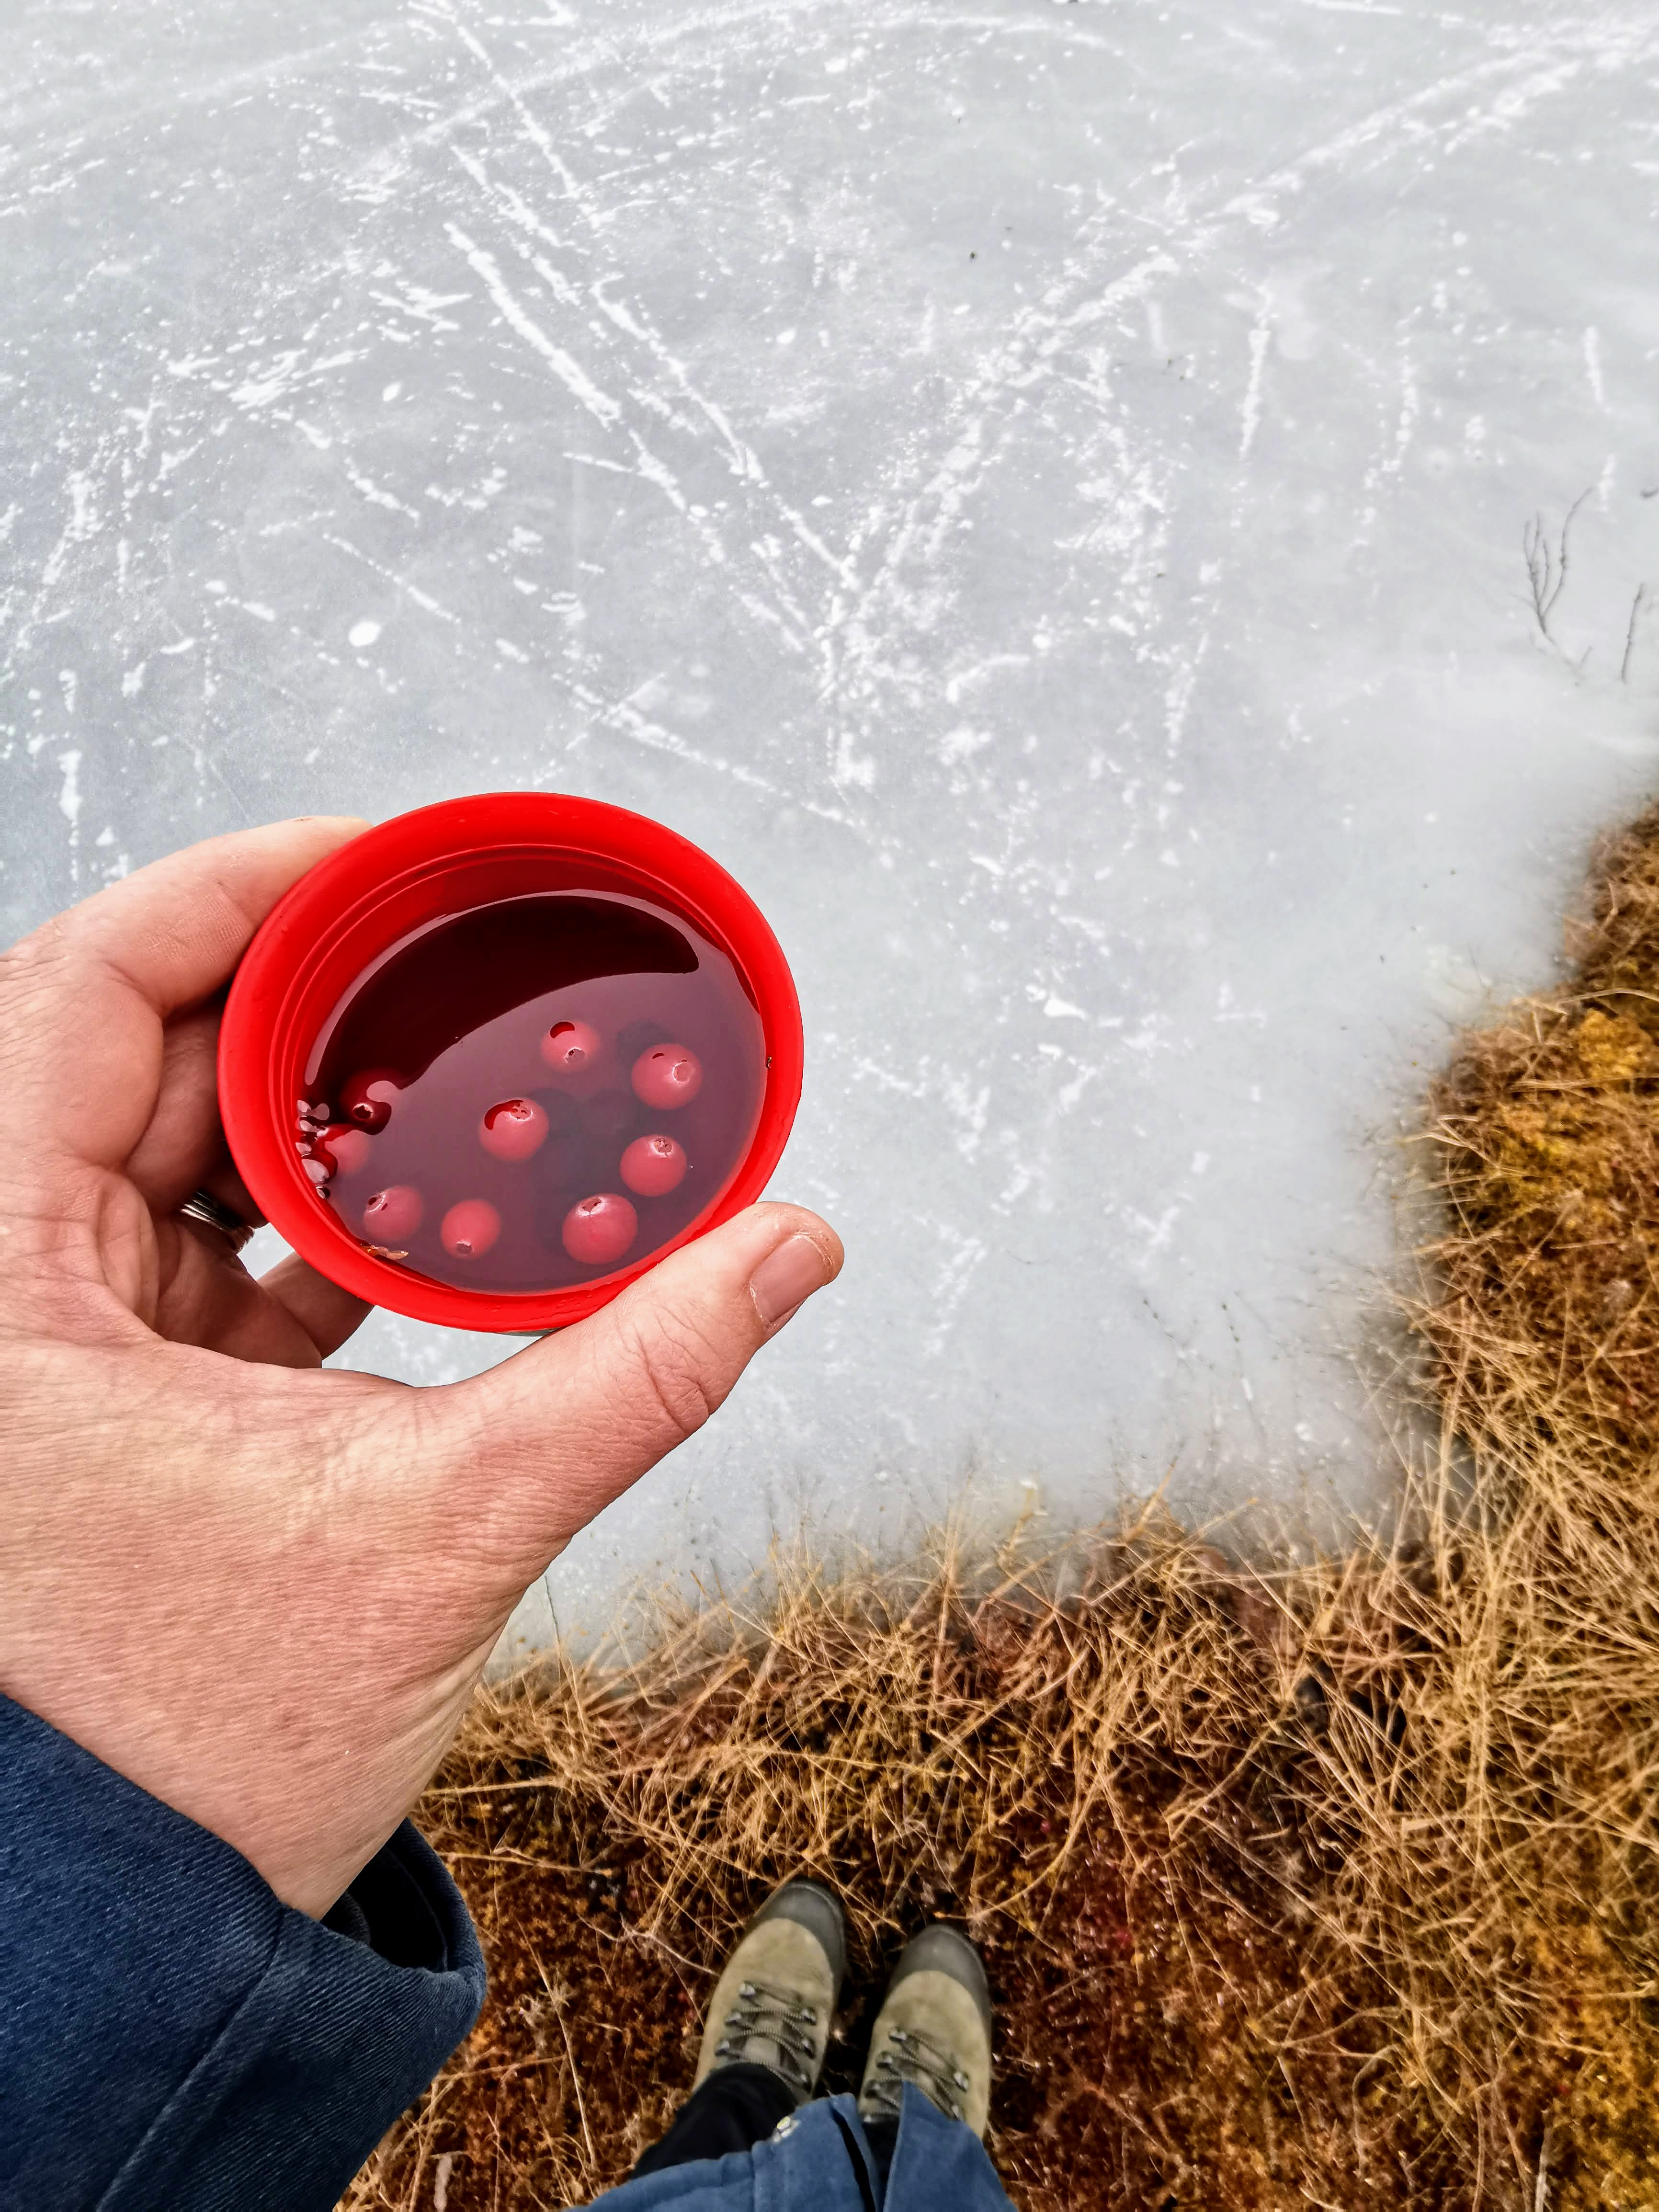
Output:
[{"xmin": 295, "ymin": 892, "xmax": 766, "ymax": 1295}]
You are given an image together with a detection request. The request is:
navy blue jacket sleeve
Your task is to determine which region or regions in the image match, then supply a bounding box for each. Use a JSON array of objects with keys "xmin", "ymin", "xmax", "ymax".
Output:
[{"xmin": 0, "ymin": 1694, "xmax": 485, "ymax": 2212}]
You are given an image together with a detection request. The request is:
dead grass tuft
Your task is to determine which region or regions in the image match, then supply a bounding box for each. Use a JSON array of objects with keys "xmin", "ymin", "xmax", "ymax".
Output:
[{"xmin": 344, "ymin": 813, "xmax": 1659, "ymax": 2212}]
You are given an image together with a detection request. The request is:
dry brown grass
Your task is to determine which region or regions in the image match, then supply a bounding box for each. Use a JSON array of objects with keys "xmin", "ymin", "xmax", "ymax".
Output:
[{"xmin": 343, "ymin": 815, "xmax": 1659, "ymax": 2212}]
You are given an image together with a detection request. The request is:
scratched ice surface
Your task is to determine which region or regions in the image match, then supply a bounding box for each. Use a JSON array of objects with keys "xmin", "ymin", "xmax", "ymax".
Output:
[{"xmin": 7, "ymin": 0, "xmax": 1659, "ymax": 1647}]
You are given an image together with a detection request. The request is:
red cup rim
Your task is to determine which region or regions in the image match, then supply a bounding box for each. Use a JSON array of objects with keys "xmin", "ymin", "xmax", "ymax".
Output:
[{"xmin": 219, "ymin": 793, "xmax": 803, "ymax": 1331}]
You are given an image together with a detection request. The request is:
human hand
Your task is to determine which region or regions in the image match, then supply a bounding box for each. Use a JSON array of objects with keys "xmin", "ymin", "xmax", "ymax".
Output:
[{"xmin": 0, "ymin": 821, "xmax": 841, "ymax": 1916}]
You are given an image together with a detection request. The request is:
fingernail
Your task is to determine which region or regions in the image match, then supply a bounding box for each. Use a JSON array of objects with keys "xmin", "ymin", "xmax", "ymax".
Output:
[{"xmin": 750, "ymin": 1234, "xmax": 833, "ymax": 1330}]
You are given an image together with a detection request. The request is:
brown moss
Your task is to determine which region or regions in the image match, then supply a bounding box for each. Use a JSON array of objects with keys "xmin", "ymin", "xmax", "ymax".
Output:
[{"xmin": 343, "ymin": 812, "xmax": 1659, "ymax": 2212}]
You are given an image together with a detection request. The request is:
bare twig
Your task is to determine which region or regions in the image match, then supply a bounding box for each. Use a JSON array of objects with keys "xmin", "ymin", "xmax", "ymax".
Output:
[
  {"xmin": 1523, "ymin": 488, "xmax": 1592, "ymax": 649},
  {"xmin": 1622, "ymin": 584, "xmax": 1647, "ymax": 683},
  {"xmin": 535, "ymin": 1954, "xmax": 595, "ymax": 2169}
]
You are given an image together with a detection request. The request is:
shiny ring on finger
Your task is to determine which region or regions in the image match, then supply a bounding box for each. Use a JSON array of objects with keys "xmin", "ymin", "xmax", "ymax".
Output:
[{"xmin": 177, "ymin": 1188, "xmax": 256, "ymax": 1253}]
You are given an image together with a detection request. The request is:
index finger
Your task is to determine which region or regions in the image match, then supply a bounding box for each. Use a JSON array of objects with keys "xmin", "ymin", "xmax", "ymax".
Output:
[{"xmin": 0, "ymin": 817, "xmax": 367, "ymax": 1172}]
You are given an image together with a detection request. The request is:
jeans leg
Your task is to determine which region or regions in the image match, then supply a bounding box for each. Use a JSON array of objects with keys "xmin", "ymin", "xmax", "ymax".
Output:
[{"xmin": 630, "ymin": 2064, "xmax": 798, "ymax": 2176}]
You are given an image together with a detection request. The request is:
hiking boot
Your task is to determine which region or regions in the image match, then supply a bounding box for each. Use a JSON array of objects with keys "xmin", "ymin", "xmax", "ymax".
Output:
[
  {"xmin": 693, "ymin": 1879, "xmax": 847, "ymax": 2106},
  {"xmin": 857, "ymin": 1924, "xmax": 993, "ymax": 2138}
]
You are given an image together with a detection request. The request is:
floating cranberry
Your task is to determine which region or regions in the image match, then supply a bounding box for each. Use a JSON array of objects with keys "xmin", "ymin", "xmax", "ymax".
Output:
[
  {"xmin": 442, "ymin": 1198, "xmax": 501, "ymax": 1259},
  {"xmin": 631, "ymin": 1042, "xmax": 703, "ymax": 1111},
  {"xmin": 362, "ymin": 1185, "xmax": 424, "ymax": 1242},
  {"xmin": 313, "ymin": 1125, "xmax": 373, "ymax": 1178},
  {"xmin": 340, "ymin": 1068, "xmax": 403, "ymax": 1133},
  {"xmin": 620, "ymin": 1134, "xmax": 687, "ymax": 1197},
  {"xmin": 540, "ymin": 1018, "xmax": 602, "ymax": 1077},
  {"xmin": 561, "ymin": 1191, "xmax": 637, "ymax": 1267},
  {"xmin": 479, "ymin": 1095, "xmax": 548, "ymax": 1162}
]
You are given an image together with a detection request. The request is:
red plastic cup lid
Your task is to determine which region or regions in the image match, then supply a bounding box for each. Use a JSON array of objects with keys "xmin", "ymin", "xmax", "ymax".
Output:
[{"xmin": 218, "ymin": 793, "xmax": 803, "ymax": 1332}]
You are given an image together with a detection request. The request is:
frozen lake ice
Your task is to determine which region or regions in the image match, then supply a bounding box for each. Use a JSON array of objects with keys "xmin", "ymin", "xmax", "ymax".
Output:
[{"xmin": 6, "ymin": 0, "xmax": 1659, "ymax": 1647}]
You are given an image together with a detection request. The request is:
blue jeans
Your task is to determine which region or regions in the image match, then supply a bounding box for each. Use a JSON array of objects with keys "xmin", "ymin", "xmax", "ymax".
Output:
[
  {"xmin": 1, "ymin": 1695, "xmax": 485, "ymax": 2212},
  {"xmin": 592, "ymin": 2077, "xmax": 1014, "ymax": 2212}
]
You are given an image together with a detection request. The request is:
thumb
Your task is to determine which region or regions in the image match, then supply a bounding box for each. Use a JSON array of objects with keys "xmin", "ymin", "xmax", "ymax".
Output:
[{"xmin": 432, "ymin": 1202, "xmax": 842, "ymax": 1575}]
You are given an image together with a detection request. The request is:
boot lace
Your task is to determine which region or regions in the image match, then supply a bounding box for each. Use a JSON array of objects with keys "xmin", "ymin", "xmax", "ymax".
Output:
[
  {"xmin": 862, "ymin": 2023, "xmax": 971, "ymax": 2123},
  {"xmin": 714, "ymin": 1978, "xmax": 820, "ymax": 2093}
]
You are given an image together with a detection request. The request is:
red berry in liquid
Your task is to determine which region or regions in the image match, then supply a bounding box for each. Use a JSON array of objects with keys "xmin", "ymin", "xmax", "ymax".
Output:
[
  {"xmin": 340, "ymin": 1068, "xmax": 403, "ymax": 1133},
  {"xmin": 479, "ymin": 1095, "xmax": 548, "ymax": 1162},
  {"xmin": 362, "ymin": 1185, "xmax": 424, "ymax": 1242},
  {"xmin": 620, "ymin": 1133, "xmax": 688, "ymax": 1197},
  {"xmin": 631, "ymin": 1043, "xmax": 703, "ymax": 1111},
  {"xmin": 541, "ymin": 1018, "xmax": 602, "ymax": 1077},
  {"xmin": 442, "ymin": 1198, "xmax": 501, "ymax": 1260},
  {"xmin": 317, "ymin": 1125, "xmax": 373, "ymax": 1178},
  {"xmin": 561, "ymin": 1192, "xmax": 637, "ymax": 1267}
]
